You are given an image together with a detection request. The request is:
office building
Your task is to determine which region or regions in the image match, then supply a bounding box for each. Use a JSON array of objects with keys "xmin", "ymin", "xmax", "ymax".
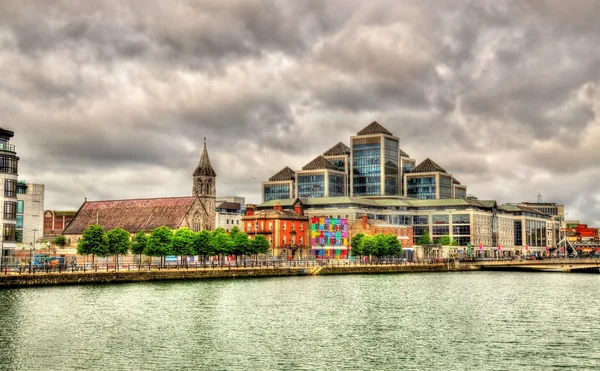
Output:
[
  {"xmin": 16, "ymin": 182, "xmax": 44, "ymax": 247},
  {"xmin": 0, "ymin": 127, "xmax": 19, "ymax": 263}
]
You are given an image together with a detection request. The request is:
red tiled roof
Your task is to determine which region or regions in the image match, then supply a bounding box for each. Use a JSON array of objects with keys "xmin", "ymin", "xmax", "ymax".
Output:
[{"xmin": 63, "ymin": 197, "xmax": 196, "ymax": 234}]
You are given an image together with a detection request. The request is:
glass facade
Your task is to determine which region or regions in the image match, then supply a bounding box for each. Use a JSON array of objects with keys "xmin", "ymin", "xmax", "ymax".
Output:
[
  {"xmin": 384, "ymin": 138, "xmax": 399, "ymax": 195},
  {"xmin": 407, "ymin": 175, "xmax": 436, "ymax": 199},
  {"xmin": 455, "ymin": 187, "xmax": 467, "ymax": 199},
  {"xmin": 525, "ymin": 219, "xmax": 546, "ymax": 247},
  {"xmin": 264, "ymin": 183, "xmax": 292, "ymax": 202},
  {"xmin": 328, "ymin": 173, "xmax": 345, "ymax": 197},
  {"xmin": 352, "ymin": 137, "xmax": 381, "ymax": 196},
  {"xmin": 514, "ymin": 221, "xmax": 522, "ymax": 246},
  {"xmin": 439, "ymin": 175, "xmax": 452, "ymax": 199},
  {"xmin": 298, "ymin": 173, "xmax": 325, "ymax": 198}
]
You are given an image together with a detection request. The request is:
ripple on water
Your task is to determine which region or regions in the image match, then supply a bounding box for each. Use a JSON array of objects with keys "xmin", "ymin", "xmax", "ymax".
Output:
[{"xmin": 1, "ymin": 272, "xmax": 600, "ymax": 370}]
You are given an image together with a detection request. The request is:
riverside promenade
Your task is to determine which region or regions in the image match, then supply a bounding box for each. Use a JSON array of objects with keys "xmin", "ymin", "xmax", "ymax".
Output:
[
  {"xmin": 0, "ymin": 261, "xmax": 478, "ymax": 288},
  {"xmin": 1, "ymin": 259, "xmax": 598, "ymax": 288}
]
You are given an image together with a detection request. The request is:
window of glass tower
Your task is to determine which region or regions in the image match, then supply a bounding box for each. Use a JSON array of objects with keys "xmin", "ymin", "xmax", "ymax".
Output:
[
  {"xmin": 264, "ymin": 184, "xmax": 291, "ymax": 202},
  {"xmin": 384, "ymin": 138, "xmax": 399, "ymax": 195},
  {"xmin": 439, "ymin": 175, "xmax": 452, "ymax": 199},
  {"xmin": 407, "ymin": 175, "xmax": 436, "ymax": 199},
  {"xmin": 352, "ymin": 137, "xmax": 381, "ymax": 196},
  {"xmin": 328, "ymin": 173, "xmax": 345, "ymax": 197},
  {"xmin": 298, "ymin": 173, "xmax": 325, "ymax": 198}
]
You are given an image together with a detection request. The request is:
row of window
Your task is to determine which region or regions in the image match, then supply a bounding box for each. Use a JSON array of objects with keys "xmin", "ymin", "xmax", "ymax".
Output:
[
  {"xmin": 246, "ymin": 221, "xmax": 305, "ymax": 232},
  {"xmin": 413, "ymin": 214, "xmax": 471, "ymax": 225}
]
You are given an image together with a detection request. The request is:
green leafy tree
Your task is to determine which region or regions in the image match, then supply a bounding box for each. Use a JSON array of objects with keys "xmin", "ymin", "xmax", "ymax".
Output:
[
  {"xmin": 172, "ymin": 228, "xmax": 196, "ymax": 265},
  {"xmin": 386, "ymin": 234, "xmax": 402, "ymax": 257},
  {"xmin": 77, "ymin": 224, "xmax": 108, "ymax": 266},
  {"xmin": 438, "ymin": 235, "xmax": 452, "ymax": 246},
  {"xmin": 451, "ymin": 239, "xmax": 459, "ymax": 246},
  {"xmin": 373, "ymin": 234, "xmax": 389, "ymax": 258},
  {"xmin": 106, "ymin": 228, "xmax": 131, "ymax": 271},
  {"xmin": 417, "ymin": 230, "xmax": 432, "ymax": 245},
  {"xmin": 211, "ymin": 228, "xmax": 232, "ymax": 263},
  {"xmin": 360, "ymin": 235, "xmax": 375, "ymax": 258},
  {"xmin": 145, "ymin": 226, "xmax": 173, "ymax": 267},
  {"xmin": 230, "ymin": 227, "xmax": 250, "ymax": 260},
  {"xmin": 350, "ymin": 233, "xmax": 364, "ymax": 257},
  {"xmin": 131, "ymin": 231, "xmax": 148, "ymax": 265},
  {"xmin": 194, "ymin": 230, "xmax": 213, "ymax": 262},
  {"xmin": 53, "ymin": 235, "xmax": 67, "ymax": 248},
  {"xmin": 251, "ymin": 235, "xmax": 270, "ymax": 258}
]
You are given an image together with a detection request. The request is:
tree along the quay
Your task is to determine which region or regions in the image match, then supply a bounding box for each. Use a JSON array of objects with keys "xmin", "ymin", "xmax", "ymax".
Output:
[
  {"xmin": 145, "ymin": 226, "xmax": 173, "ymax": 267},
  {"xmin": 131, "ymin": 231, "xmax": 148, "ymax": 265},
  {"xmin": 172, "ymin": 228, "xmax": 196, "ymax": 266},
  {"xmin": 77, "ymin": 224, "xmax": 109, "ymax": 267},
  {"xmin": 106, "ymin": 227, "xmax": 131, "ymax": 271},
  {"xmin": 193, "ymin": 230, "xmax": 212, "ymax": 263},
  {"xmin": 350, "ymin": 233, "xmax": 365, "ymax": 258}
]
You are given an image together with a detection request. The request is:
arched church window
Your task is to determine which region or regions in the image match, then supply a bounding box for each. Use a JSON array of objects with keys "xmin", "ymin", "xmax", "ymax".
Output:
[
  {"xmin": 198, "ymin": 180, "xmax": 204, "ymax": 194},
  {"xmin": 207, "ymin": 179, "xmax": 211, "ymax": 194}
]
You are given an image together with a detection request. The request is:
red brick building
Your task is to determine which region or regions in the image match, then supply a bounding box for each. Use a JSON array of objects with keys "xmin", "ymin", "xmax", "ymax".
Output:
[
  {"xmin": 349, "ymin": 214, "xmax": 413, "ymax": 248},
  {"xmin": 43, "ymin": 210, "xmax": 77, "ymax": 238},
  {"xmin": 242, "ymin": 202, "xmax": 310, "ymax": 260}
]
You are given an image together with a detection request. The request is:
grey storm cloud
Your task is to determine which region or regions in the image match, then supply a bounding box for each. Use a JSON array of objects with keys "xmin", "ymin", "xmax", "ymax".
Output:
[{"xmin": 2, "ymin": 0, "xmax": 600, "ymax": 225}]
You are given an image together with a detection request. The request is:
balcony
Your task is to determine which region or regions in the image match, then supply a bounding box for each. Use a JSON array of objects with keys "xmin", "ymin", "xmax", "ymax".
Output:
[{"xmin": 0, "ymin": 143, "xmax": 15, "ymax": 153}]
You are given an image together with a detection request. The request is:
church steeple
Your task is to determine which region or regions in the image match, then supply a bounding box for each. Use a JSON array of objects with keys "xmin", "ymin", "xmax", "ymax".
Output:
[
  {"xmin": 193, "ymin": 138, "xmax": 216, "ymax": 177},
  {"xmin": 193, "ymin": 138, "xmax": 216, "ymax": 198}
]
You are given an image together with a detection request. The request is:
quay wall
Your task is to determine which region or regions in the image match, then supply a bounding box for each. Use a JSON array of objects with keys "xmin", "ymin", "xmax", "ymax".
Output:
[{"xmin": 0, "ymin": 264, "xmax": 481, "ymax": 289}]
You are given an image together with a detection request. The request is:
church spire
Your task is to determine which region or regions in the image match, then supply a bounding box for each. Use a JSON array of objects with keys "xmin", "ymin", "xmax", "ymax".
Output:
[{"xmin": 193, "ymin": 138, "xmax": 216, "ymax": 177}]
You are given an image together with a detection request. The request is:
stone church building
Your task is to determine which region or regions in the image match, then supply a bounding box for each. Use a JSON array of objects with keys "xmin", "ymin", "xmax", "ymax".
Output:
[{"xmin": 63, "ymin": 140, "xmax": 217, "ymax": 241}]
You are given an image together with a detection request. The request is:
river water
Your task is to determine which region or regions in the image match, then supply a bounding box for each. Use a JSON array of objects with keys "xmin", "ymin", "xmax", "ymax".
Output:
[{"xmin": 1, "ymin": 272, "xmax": 599, "ymax": 370}]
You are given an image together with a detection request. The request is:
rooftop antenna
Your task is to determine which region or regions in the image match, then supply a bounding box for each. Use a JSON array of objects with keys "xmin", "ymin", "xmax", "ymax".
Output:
[{"xmin": 537, "ymin": 193, "xmax": 542, "ymax": 203}]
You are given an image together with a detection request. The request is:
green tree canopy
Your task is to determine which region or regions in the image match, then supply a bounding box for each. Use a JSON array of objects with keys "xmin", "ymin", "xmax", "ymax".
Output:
[
  {"xmin": 386, "ymin": 234, "xmax": 402, "ymax": 256},
  {"xmin": 172, "ymin": 228, "xmax": 196, "ymax": 257},
  {"xmin": 131, "ymin": 231, "xmax": 148, "ymax": 255},
  {"xmin": 53, "ymin": 235, "xmax": 67, "ymax": 248},
  {"xmin": 77, "ymin": 224, "xmax": 108, "ymax": 258},
  {"xmin": 251, "ymin": 235, "xmax": 270, "ymax": 256},
  {"xmin": 230, "ymin": 227, "xmax": 250, "ymax": 257},
  {"xmin": 350, "ymin": 233, "xmax": 364, "ymax": 257},
  {"xmin": 145, "ymin": 226, "xmax": 173, "ymax": 257},
  {"xmin": 438, "ymin": 235, "xmax": 451, "ymax": 246},
  {"xmin": 417, "ymin": 230, "xmax": 432, "ymax": 245},
  {"xmin": 106, "ymin": 228, "xmax": 131, "ymax": 256},
  {"xmin": 360, "ymin": 235, "xmax": 375, "ymax": 256},
  {"xmin": 211, "ymin": 228, "xmax": 232, "ymax": 256},
  {"xmin": 194, "ymin": 230, "xmax": 213, "ymax": 257},
  {"xmin": 373, "ymin": 234, "xmax": 389, "ymax": 257}
]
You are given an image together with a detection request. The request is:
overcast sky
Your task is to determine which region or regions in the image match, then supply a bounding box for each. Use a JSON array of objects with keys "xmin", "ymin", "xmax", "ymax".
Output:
[{"xmin": 3, "ymin": 0, "xmax": 600, "ymax": 225}]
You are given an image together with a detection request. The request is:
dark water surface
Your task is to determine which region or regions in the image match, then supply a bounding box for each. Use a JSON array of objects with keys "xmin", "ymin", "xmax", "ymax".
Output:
[{"xmin": 1, "ymin": 272, "xmax": 599, "ymax": 370}]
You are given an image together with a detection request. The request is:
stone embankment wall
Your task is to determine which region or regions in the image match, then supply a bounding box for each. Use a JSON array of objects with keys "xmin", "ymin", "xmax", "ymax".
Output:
[
  {"xmin": 320, "ymin": 264, "xmax": 480, "ymax": 275},
  {"xmin": 0, "ymin": 264, "xmax": 481, "ymax": 288}
]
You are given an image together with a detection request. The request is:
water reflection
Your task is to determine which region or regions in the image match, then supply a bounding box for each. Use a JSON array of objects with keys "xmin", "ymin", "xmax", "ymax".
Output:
[{"xmin": 1, "ymin": 273, "xmax": 599, "ymax": 370}]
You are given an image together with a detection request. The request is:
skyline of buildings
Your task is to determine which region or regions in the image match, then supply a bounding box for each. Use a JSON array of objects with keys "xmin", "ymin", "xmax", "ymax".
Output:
[{"xmin": 3, "ymin": 122, "xmax": 600, "ymax": 262}]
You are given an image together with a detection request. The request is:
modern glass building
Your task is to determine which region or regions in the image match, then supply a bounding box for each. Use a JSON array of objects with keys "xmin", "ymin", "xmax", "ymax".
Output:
[
  {"xmin": 323, "ymin": 142, "xmax": 351, "ymax": 197},
  {"xmin": 259, "ymin": 120, "xmax": 469, "ymax": 202},
  {"xmin": 262, "ymin": 166, "xmax": 295, "ymax": 202},
  {"xmin": 404, "ymin": 158, "xmax": 466, "ymax": 200},
  {"xmin": 399, "ymin": 150, "xmax": 416, "ymax": 197},
  {"xmin": 296, "ymin": 156, "xmax": 346, "ymax": 198},
  {"xmin": 351, "ymin": 121, "xmax": 400, "ymax": 196}
]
